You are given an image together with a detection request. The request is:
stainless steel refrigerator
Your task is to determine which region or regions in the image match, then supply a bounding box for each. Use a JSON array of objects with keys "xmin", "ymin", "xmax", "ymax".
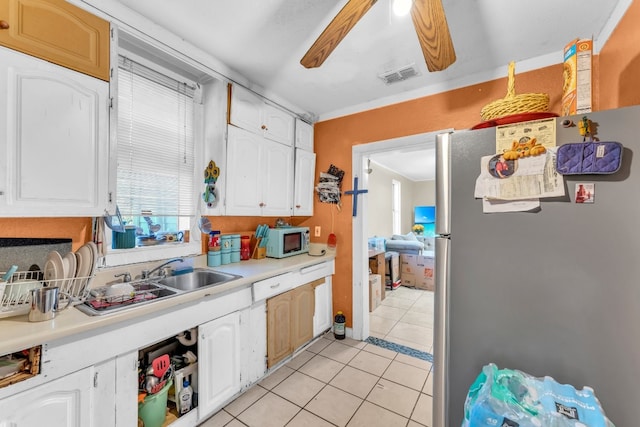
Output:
[{"xmin": 433, "ymin": 105, "xmax": 640, "ymax": 427}]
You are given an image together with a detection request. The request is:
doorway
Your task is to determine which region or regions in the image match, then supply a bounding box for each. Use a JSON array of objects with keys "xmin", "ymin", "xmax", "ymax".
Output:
[{"xmin": 351, "ymin": 129, "xmax": 448, "ymax": 345}]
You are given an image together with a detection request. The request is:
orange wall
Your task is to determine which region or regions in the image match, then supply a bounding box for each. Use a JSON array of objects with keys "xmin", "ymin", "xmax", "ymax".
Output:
[{"xmin": 312, "ymin": 1, "xmax": 640, "ymax": 327}]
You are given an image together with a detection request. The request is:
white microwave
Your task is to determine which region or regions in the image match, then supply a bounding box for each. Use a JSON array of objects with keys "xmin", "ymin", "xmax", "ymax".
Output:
[{"xmin": 265, "ymin": 227, "xmax": 310, "ymax": 258}]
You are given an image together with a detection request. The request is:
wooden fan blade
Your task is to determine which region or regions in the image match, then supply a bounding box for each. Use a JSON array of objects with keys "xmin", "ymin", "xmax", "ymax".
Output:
[
  {"xmin": 301, "ymin": 0, "xmax": 378, "ymax": 68},
  {"xmin": 411, "ymin": 0, "xmax": 456, "ymax": 72}
]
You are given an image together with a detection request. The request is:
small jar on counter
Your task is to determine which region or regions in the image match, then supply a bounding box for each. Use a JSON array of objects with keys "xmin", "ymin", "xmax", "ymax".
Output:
[{"xmin": 240, "ymin": 235, "xmax": 251, "ymax": 260}]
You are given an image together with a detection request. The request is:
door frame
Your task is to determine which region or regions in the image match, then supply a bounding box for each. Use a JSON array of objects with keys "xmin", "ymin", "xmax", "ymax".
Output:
[{"xmin": 351, "ymin": 129, "xmax": 449, "ymax": 340}]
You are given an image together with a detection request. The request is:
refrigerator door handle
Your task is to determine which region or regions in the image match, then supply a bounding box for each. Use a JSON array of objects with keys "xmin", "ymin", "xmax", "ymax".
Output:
[
  {"xmin": 436, "ymin": 132, "xmax": 452, "ymax": 236},
  {"xmin": 433, "ymin": 236, "xmax": 450, "ymax": 427}
]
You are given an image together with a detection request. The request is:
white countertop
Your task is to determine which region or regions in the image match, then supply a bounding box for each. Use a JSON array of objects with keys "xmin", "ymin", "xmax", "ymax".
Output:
[{"xmin": 0, "ymin": 251, "xmax": 335, "ymax": 356}]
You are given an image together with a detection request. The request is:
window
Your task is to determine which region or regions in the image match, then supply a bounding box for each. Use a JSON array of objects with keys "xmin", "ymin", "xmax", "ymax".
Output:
[
  {"xmin": 392, "ymin": 179, "xmax": 401, "ymax": 235},
  {"xmin": 104, "ymin": 53, "xmax": 202, "ymax": 265}
]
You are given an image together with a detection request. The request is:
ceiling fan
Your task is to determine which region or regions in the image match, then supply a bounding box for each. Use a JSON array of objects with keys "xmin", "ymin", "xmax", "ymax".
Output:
[{"xmin": 300, "ymin": 0, "xmax": 456, "ymax": 72}]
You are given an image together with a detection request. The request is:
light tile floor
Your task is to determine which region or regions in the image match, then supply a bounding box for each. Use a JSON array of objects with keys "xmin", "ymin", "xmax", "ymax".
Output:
[
  {"xmin": 369, "ymin": 287, "xmax": 434, "ymax": 354},
  {"xmin": 200, "ymin": 334, "xmax": 434, "ymax": 427}
]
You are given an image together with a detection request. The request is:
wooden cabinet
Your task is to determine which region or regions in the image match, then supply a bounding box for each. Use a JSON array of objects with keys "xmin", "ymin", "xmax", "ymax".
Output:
[
  {"xmin": 290, "ymin": 283, "xmax": 315, "ymax": 350},
  {"xmin": 0, "ymin": 0, "xmax": 110, "ymax": 81},
  {"xmin": 226, "ymin": 125, "xmax": 293, "ymax": 216},
  {"xmin": 0, "ymin": 366, "xmax": 98, "ymax": 427},
  {"xmin": 266, "ymin": 291, "xmax": 292, "ymax": 368},
  {"xmin": 295, "ymin": 119, "xmax": 314, "ymax": 151},
  {"xmin": 0, "ymin": 47, "xmax": 110, "ymax": 217},
  {"xmin": 229, "ymin": 85, "xmax": 294, "ymax": 146},
  {"xmin": 198, "ymin": 311, "xmax": 242, "ymax": 420},
  {"xmin": 293, "ymin": 148, "xmax": 316, "ymax": 216},
  {"xmin": 266, "ymin": 283, "xmax": 315, "ymax": 368}
]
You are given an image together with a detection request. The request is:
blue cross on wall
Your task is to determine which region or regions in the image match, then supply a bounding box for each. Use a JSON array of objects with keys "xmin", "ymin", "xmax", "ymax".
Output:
[{"xmin": 345, "ymin": 176, "xmax": 368, "ymax": 217}]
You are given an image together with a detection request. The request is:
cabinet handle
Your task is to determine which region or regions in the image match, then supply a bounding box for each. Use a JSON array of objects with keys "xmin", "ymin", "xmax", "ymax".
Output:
[
  {"xmin": 270, "ymin": 283, "xmax": 280, "ymax": 289},
  {"xmin": 261, "ymin": 124, "xmax": 267, "ymax": 130},
  {"xmin": 259, "ymin": 202, "xmax": 265, "ymax": 207},
  {"xmin": 295, "ymin": 205, "xmax": 301, "ymax": 209},
  {"xmin": 0, "ymin": 20, "xmax": 9, "ymax": 30}
]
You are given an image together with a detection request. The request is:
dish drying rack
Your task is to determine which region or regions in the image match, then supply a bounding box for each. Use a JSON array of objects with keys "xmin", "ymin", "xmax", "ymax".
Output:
[
  {"xmin": 0, "ymin": 270, "xmax": 94, "ymax": 319},
  {"xmin": 85, "ymin": 282, "xmax": 164, "ymax": 310}
]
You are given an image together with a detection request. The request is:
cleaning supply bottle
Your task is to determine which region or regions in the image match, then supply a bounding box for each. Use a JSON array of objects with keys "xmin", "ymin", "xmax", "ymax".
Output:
[
  {"xmin": 179, "ymin": 378, "xmax": 193, "ymax": 415},
  {"xmin": 334, "ymin": 311, "xmax": 346, "ymax": 340}
]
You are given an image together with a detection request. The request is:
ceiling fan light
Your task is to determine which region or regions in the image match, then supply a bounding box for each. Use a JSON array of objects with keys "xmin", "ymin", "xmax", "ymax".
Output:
[{"xmin": 392, "ymin": 0, "xmax": 412, "ymax": 17}]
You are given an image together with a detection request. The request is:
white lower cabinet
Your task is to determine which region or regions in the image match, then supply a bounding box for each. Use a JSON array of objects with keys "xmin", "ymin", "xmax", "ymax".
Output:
[
  {"xmin": 242, "ymin": 302, "xmax": 267, "ymax": 389},
  {"xmin": 198, "ymin": 311, "xmax": 242, "ymax": 421},
  {"xmin": 0, "ymin": 365, "xmax": 104, "ymax": 427},
  {"xmin": 114, "ymin": 351, "xmax": 139, "ymax": 427},
  {"xmin": 313, "ymin": 276, "xmax": 333, "ymax": 337}
]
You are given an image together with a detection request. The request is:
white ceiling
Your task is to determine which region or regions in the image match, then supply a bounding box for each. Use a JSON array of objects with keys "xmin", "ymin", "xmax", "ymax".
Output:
[
  {"xmin": 370, "ymin": 149, "xmax": 436, "ymax": 182},
  {"xmin": 104, "ymin": 0, "xmax": 628, "ymax": 181},
  {"xmin": 113, "ymin": 0, "xmax": 629, "ymax": 122}
]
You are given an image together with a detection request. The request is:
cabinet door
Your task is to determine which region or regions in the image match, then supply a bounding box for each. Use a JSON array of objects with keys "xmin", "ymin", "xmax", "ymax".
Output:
[
  {"xmin": 198, "ymin": 311, "xmax": 242, "ymax": 420},
  {"xmin": 0, "ymin": 367, "xmax": 94, "ymax": 427},
  {"xmin": 295, "ymin": 119, "xmax": 314, "ymax": 151},
  {"xmin": 241, "ymin": 303, "xmax": 267, "ymax": 389},
  {"xmin": 266, "ymin": 292, "xmax": 292, "ymax": 368},
  {"xmin": 0, "ymin": 0, "xmax": 110, "ymax": 81},
  {"xmin": 225, "ymin": 126, "xmax": 263, "ymax": 215},
  {"xmin": 293, "ymin": 148, "xmax": 316, "ymax": 216},
  {"xmin": 263, "ymin": 104, "xmax": 294, "ymax": 146},
  {"xmin": 313, "ymin": 277, "xmax": 333, "ymax": 337},
  {"xmin": 261, "ymin": 140, "xmax": 293, "ymax": 216},
  {"xmin": 114, "ymin": 351, "xmax": 138, "ymax": 427},
  {"xmin": 229, "ymin": 85, "xmax": 262, "ymax": 135},
  {"xmin": 0, "ymin": 48, "xmax": 109, "ymax": 217},
  {"xmin": 291, "ymin": 283, "xmax": 315, "ymax": 350}
]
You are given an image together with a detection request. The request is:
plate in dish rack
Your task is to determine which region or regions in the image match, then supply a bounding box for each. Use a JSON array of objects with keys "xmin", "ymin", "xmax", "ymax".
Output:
[{"xmin": 44, "ymin": 251, "xmax": 65, "ymax": 284}]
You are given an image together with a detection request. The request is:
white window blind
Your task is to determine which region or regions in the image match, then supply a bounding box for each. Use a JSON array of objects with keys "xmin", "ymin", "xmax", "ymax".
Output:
[{"xmin": 117, "ymin": 56, "xmax": 195, "ymax": 217}]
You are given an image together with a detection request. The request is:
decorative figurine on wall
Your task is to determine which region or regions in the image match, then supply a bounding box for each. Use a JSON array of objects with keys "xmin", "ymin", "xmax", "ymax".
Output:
[{"xmin": 203, "ymin": 160, "xmax": 220, "ymax": 208}]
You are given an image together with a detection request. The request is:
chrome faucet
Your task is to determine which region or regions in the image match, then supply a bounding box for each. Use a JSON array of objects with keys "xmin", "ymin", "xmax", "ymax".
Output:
[
  {"xmin": 141, "ymin": 258, "xmax": 184, "ymax": 279},
  {"xmin": 114, "ymin": 272, "xmax": 132, "ymax": 282}
]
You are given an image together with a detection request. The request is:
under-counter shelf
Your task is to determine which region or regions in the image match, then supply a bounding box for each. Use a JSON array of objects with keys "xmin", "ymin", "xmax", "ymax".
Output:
[{"xmin": 0, "ymin": 345, "xmax": 41, "ymax": 389}]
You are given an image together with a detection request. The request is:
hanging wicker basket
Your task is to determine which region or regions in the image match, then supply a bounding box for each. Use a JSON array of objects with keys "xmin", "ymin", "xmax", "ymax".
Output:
[{"xmin": 480, "ymin": 62, "xmax": 549, "ymax": 121}]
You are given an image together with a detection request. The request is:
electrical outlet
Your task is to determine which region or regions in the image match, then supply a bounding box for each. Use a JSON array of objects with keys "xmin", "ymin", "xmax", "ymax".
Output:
[{"xmin": 314, "ymin": 226, "xmax": 321, "ymax": 237}]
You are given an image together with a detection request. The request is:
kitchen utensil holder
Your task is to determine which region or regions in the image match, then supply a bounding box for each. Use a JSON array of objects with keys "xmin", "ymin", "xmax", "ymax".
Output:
[
  {"xmin": 0, "ymin": 270, "xmax": 93, "ymax": 319},
  {"xmin": 250, "ymin": 236, "xmax": 266, "ymax": 259}
]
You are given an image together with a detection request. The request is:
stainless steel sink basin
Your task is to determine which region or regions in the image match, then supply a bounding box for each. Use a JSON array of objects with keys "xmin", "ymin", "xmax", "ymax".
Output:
[{"xmin": 158, "ymin": 269, "xmax": 242, "ymax": 292}]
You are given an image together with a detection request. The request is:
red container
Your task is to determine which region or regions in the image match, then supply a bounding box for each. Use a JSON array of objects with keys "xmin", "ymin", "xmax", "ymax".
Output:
[{"xmin": 240, "ymin": 235, "xmax": 251, "ymax": 260}]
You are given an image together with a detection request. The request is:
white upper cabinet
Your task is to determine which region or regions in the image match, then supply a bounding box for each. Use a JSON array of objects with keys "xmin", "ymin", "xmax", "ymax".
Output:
[
  {"xmin": 229, "ymin": 85, "xmax": 294, "ymax": 146},
  {"xmin": 295, "ymin": 119, "xmax": 314, "ymax": 152},
  {"xmin": 293, "ymin": 148, "xmax": 316, "ymax": 216},
  {"xmin": 226, "ymin": 126, "xmax": 293, "ymax": 216},
  {"xmin": 0, "ymin": 47, "xmax": 109, "ymax": 217}
]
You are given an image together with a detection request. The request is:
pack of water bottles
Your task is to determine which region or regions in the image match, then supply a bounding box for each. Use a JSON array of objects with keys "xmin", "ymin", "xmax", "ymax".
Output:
[{"xmin": 462, "ymin": 364, "xmax": 615, "ymax": 427}]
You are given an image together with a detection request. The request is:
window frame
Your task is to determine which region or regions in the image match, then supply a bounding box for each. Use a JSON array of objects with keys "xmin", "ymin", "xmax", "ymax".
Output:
[
  {"xmin": 391, "ymin": 179, "xmax": 401, "ymax": 235},
  {"xmin": 102, "ymin": 45, "xmax": 203, "ymax": 267}
]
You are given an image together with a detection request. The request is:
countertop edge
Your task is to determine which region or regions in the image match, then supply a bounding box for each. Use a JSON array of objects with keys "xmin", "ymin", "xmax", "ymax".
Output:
[{"xmin": 0, "ymin": 252, "xmax": 335, "ymax": 355}]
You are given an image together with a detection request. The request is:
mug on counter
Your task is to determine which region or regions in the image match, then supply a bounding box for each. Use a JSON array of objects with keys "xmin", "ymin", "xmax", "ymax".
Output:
[{"xmin": 29, "ymin": 287, "xmax": 71, "ymax": 322}]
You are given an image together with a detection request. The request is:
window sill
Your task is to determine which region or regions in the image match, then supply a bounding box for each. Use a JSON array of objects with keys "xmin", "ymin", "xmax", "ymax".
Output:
[{"xmin": 100, "ymin": 240, "xmax": 202, "ymax": 268}]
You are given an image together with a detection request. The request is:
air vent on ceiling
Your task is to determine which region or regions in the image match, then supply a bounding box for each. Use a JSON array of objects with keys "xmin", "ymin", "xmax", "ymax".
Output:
[{"xmin": 378, "ymin": 63, "xmax": 420, "ymax": 85}]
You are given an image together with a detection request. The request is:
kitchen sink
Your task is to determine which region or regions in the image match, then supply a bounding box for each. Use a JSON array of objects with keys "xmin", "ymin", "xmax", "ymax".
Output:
[
  {"xmin": 158, "ymin": 269, "xmax": 242, "ymax": 292},
  {"xmin": 76, "ymin": 281, "xmax": 181, "ymax": 316}
]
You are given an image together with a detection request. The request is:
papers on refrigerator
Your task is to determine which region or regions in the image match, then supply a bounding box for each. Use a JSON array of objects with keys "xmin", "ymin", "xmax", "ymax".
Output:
[{"xmin": 475, "ymin": 148, "xmax": 565, "ymax": 205}]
